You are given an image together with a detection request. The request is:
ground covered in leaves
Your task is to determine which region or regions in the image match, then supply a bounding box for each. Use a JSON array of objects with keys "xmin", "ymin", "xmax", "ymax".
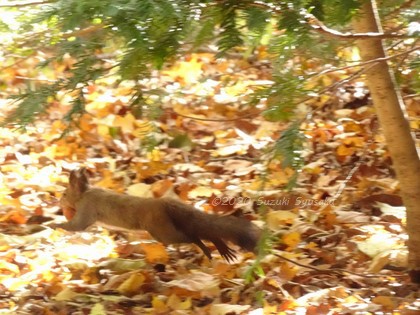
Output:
[{"xmin": 0, "ymin": 51, "xmax": 419, "ymax": 314}]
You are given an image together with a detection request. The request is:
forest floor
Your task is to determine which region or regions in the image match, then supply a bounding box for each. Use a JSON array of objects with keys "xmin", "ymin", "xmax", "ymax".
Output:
[{"xmin": 0, "ymin": 51, "xmax": 419, "ymax": 314}]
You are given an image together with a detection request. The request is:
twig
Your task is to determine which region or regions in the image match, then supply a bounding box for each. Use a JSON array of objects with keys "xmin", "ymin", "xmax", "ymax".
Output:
[
  {"xmin": 61, "ymin": 25, "xmax": 104, "ymax": 39},
  {"xmin": 209, "ymin": 156, "xmax": 261, "ymax": 162},
  {"xmin": 403, "ymin": 94, "xmax": 420, "ymax": 100},
  {"xmin": 274, "ymin": 253, "xmax": 404, "ymax": 278},
  {"xmin": 0, "ymin": 55, "xmax": 33, "ymax": 72},
  {"xmin": 304, "ymin": 11, "xmax": 412, "ymax": 40},
  {"xmin": 331, "ymin": 162, "xmax": 363, "ymax": 200},
  {"xmin": 300, "ymin": 64, "xmax": 373, "ymax": 124},
  {"xmin": 15, "ymin": 76, "xmax": 58, "ymax": 83},
  {"xmin": 394, "ymin": 40, "xmax": 419, "ymax": 72},
  {"xmin": 311, "ymin": 45, "xmax": 419, "ymax": 78},
  {"xmin": 173, "ymin": 110, "xmax": 259, "ymax": 122}
]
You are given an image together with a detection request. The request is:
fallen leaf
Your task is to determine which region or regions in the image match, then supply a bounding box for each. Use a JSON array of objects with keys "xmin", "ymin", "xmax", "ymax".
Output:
[
  {"xmin": 139, "ymin": 242, "xmax": 169, "ymax": 264},
  {"xmin": 210, "ymin": 303, "xmax": 250, "ymax": 315},
  {"xmin": 283, "ymin": 232, "xmax": 301, "ymax": 250},
  {"xmin": 167, "ymin": 271, "xmax": 220, "ymax": 298},
  {"xmin": 117, "ymin": 272, "xmax": 145, "ymax": 296}
]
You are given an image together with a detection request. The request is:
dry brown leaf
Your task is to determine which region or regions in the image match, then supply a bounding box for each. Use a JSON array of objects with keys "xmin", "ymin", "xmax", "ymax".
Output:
[
  {"xmin": 151, "ymin": 179, "xmax": 173, "ymax": 198},
  {"xmin": 167, "ymin": 271, "xmax": 220, "ymax": 298}
]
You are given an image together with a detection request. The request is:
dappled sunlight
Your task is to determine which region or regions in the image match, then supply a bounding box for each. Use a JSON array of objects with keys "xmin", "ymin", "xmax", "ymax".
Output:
[
  {"xmin": 53, "ymin": 232, "xmax": 117, "ymax": 262},
  {"xmin": 0, "ymin": 0, "xmax": 418, "ymax": 313},
  {"xmin": 0, "ymin": 229, "xmax": 117, "ymax": 293}
]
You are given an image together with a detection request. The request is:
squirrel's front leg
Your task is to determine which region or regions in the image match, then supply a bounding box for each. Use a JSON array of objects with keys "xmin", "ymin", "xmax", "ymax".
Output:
[{"xmin": 53, "ymin": 207, "xmax": 96, "ymax": 231}]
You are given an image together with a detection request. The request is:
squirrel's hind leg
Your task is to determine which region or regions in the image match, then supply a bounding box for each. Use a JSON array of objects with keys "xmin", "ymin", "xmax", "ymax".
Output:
[
  {"xmin": 211, "ymin": 238, "xmax": 236, "ymax": 263},
  {"xmin": 192, "ymin": 238, "xmax": 213, "ymax": 260}
]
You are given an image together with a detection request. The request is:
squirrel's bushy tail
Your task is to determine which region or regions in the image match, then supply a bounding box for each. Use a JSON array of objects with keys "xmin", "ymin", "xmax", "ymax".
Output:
[{"xmin": 164, "ymin": 198, "xmax": 261, "ymax": 253}]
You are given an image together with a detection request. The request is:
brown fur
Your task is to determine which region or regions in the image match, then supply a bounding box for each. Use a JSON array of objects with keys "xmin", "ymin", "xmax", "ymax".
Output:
[{"xmin": 57, "ymin": 168, "xmax": 261, "ymax": 262}]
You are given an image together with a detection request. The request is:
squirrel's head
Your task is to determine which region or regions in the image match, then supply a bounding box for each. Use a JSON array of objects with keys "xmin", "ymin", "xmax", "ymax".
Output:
[{"xmin": 60, "ymin": 167, "xmax": 90, "ymax": 220}]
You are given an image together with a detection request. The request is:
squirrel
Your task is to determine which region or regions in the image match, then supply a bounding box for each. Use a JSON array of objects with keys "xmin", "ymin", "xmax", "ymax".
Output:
[{"xmin": 54, "ymin": 168, "xmax": 261, "ymax": 262}]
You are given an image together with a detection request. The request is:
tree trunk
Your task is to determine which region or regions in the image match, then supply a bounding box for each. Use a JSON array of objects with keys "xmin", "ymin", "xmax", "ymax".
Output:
[{"xmin": 352, "ymin": 0, "xmax": 420, "ymax": 282}]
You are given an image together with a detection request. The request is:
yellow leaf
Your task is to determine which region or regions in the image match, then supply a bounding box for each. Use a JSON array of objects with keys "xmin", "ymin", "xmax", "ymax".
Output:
[
  {"xmin": 336, "ymin": 144, "xmax": 355, "ymax": 156},
  {"xmin": 97, "ymin": 125, "xmax": 112, "ymax": 139},
  {"xmin": 95, "ymin": 170, "xmax": 123, "ymax": 191},
  {"xmin": 269, "ymin": 170, "xmax": 294, "ymax": 186},
  {"xmin": 0, "ymin": 210, "xmax": 27, "ymax": 224},
  {"xmin": 263, "ymin": 301, "xmax": 280, "ymax": 314},
  {"xmin": 147, "ymin": 149, "xmax": 162, "ymax": 162},
  {"xmin": 134, "ymin": 161, "xmax": 171, "ymax": 179},
  {"xmin": 371, "ymin": 296, "xmax": 397, "ymax": 310},
  {"xmin": 54, "ymin": 288, "xmax": 80, "ymax": 301},
  {"xmin": 117, "ymin": 272, "xmax": 145, "ymax": 296},
  {"xmin": 343, "ymin": 136, "xmax": 364, "ymax": 147},
  {"xmin": 282, "ymin": 232, "xmax": 301, "ymax": 250},
  {"xmin": 167, "ymin": 294, "xmax": 192, "ymax": 311},
  {"xmin": 267, "ymin": 211, "xmax": 298, "ymax": 230},
  {"xmin": 113, "ymin": 113, "xmax": 135, "ymax": 133},
  {"xmin": 133, "ymin": 121, "xmax": 153, "ymax": 139},
  {"xmin": 162, "ymin": 54, "xmax": 203, "ymax": 84},
  {"xmin": 343, "ymin": 121, "xmax": 363, "ymax": 133},
  {"xmin": 0, "ymin": 261, "xmax": 19, "ymax": 274},
  {"xmin": 224, "ymin": 82, "xmax": 248, "ymax": 96},
  {"xmin": 79, "ymin": 114, "xmax": 94, "ymax": 132},
  {"xmin": 152, "ymin": 296, "xmax": 169, "ymax": 314},
  {"xmin": 305, "ymin": 242, "xmax": 318, "ymax": 249},
  {"xmin": 89, "ymin": 303, "xmax": 107, "ymax": 315},
  {"xmin": 280, "ymin": 262, "xmax": 298, "ymax": 280}
]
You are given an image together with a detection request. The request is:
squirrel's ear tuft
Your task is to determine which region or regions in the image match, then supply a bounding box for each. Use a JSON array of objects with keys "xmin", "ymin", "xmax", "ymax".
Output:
[
  {"xmin": 69, "ymin": 169, "xmax": 78, "ymax": 183},
  {"xmin": 68, "ymin": 167, "xmax": 90, "ymax": 192},
  {"xmin": 77, "ymin": 167, "xmax": 90, "ymax": 189},
  {"xmin": 78, "ymin": 167, "xmax": 88, "ymax": 177}
]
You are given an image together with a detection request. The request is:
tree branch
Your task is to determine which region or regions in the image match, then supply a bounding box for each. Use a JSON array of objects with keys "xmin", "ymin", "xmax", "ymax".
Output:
[
  {"xmin": 311, "ymin": 45, "xmax": 419, "ymax": 78},
  {"xmin": 61, "ymin": 25, "xmax": 104, "ymax": 39},
  {"xmin": 248, "ymin": 2, "xmax": 413, "ymax": 40},
  {"xmin": 304, "ymin": 12, "xmax": 413, "ymax": 40}
]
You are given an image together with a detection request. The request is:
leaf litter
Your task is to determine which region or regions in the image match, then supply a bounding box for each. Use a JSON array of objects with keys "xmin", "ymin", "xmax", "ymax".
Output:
[{"xmin": 0, "ymin": 51, "xmax": 419, "ymax": 314}]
